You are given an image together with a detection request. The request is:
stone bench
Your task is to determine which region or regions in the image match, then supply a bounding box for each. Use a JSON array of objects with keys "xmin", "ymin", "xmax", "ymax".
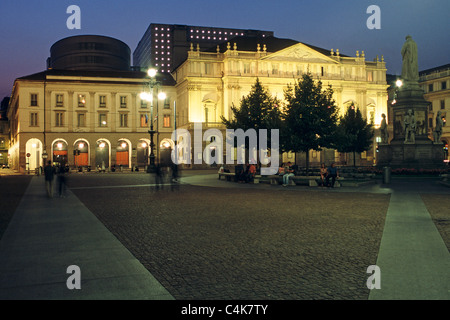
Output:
[
  {"xmin": 218, "ymin": 172, "xmax": 235, "ymax": 181},
  {"xmin": 218, "ymin": 172, "xmax": 261, "ymax": 184},
  {"xmin": 268, "ymin": 175, "xmax": 341, "ymax": 187}
]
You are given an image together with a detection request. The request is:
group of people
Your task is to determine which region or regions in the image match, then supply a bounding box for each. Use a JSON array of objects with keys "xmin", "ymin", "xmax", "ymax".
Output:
[
  {"xmin": 44, "ymin": 160, "xmax": 69, "ymax": 198},
  {"xmin": 320, "ymin": 162, "xmax": 339, "ymax": 188},
  {"xmin": 237, "ymin": 162, "xmax": 257, "ymax": 183},
  {"xmin": 278, "ymin": 161, "xmax": 339, "ymax": 188}
]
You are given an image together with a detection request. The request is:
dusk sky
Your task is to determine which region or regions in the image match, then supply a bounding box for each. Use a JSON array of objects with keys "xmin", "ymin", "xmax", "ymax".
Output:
[{"xmin": 0, "ymin": 0, "xmax": 448, "ymax": 99}]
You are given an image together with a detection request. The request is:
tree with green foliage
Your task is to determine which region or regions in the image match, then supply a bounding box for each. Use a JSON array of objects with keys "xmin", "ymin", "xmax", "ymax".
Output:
[
  {"xmin": 282, "ymin": 73, "xmax": 339, "ymax": 172},
  {"xmin": 221, "ymin": 78, "xmax": 282, "ymax": 158},
  {"xmin": 334, "ymin": 104, "xmax": 374, "ymax": 167}
]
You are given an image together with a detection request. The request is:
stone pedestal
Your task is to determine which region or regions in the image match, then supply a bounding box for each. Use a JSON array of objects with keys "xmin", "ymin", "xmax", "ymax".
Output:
[
  {"xmin": 377, "ymin": 141, "xmax": 444, "ymax": 168},
  {"xmin": 377, "ymin": 86, "xmax": 445, "ymax": 168}
]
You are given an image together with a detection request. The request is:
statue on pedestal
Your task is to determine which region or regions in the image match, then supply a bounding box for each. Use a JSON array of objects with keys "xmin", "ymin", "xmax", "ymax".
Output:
[
  {"xmin": 380, "ymin": 113, "xmax": 389, "ymax": 144},
  {"xmin": 403, "ymin": 109, "xmax": 416, "ymax": 143},
  {"xmin": 401, "ymin": 35, "xmax": 419, "ymax": 87},
  {"xmin": 433, "ymin": 110, "xmax": 443, "ymax": 144}
]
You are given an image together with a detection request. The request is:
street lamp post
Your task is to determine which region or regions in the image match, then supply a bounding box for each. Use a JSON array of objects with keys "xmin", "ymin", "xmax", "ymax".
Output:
[{"xmin": 140, "ymin": 68, "xmax": 165, "ymax": 173}]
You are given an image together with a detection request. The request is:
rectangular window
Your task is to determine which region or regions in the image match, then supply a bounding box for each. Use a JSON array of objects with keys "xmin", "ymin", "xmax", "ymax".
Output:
[
  {"xmin": 441, "ymin": 100, "xmax": 445, "ymax": 110},
  {"xmin": 120, "ymin": 96, "xmax": 127, "ymax": 108},
  {"xmin": 141, "ymin": 99, "xmax": 147, "ymax": 108},
  {"xmin": 99, "ymin": 95, "xmax": 106, "ymax": 108},
  {"xmin": 428, "ymin": 84, "xmax": 433, "ymax": 92},
  {"xmin": 77, "ymin": 113, "xmax": 86, "ymax": 127},
  {"xmin": 119, "ymin": 113, "xmax": 128, "ymax": 127},
  {"xmin": 56, "ymin": 94, "xmax": 64, "ymax": 107},
  {"xmin": 140, "ymin": 114, "xmax": 148, "ymax": 127},
  {"xmin": 367, "ymin": 71, "xmax": 373, "ymax": 82},
  {"xmin": 163, "ymin": 114, "xmax": 171, "ymax": 128},
  {"xmin": 243, "ymin": 63, "xmax": 250, "ymax": 74},
  {"xmin": 272, "ymin": 64, "xmax": 278, "ymax": 75},
  {"xmin": 55, "ymin": 112, "xmax": 64, "ymax": 127},
  {"xmin": 164, "ymin": 97, "xmax": 170, "ymax": 109},
  {"xmin": 78, "ymin": 94, "xmax": 86, "ymax": 107},
  {"xmin": 99, "ymin": 113, "xmax": 107, "ymax": 127},
  {"xmin": 30, "ymin": 112, "xmax": 38, "ymax": 126},
  {"xmin": 204, "ymin": 63, "xmax": 211, "ymax": 74},
  {"xmin": 30, "ymin": 94, "xmax": 38, "ymax": 106},
  {"xmin": 429, "ymin": 118, "xmax": 433, "ymax": 129},
  {"xmin": 442, "ymin": 81, "xmax": 447, "ymax": 90}
]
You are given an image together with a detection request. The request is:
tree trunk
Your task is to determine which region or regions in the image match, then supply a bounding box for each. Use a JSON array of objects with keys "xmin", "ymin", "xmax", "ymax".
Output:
[
  {"xmin": 353, "ymin": 151, "xmax": 356, "ymax": 167},
  {"xmin": 305, "ymin": 150, "xmax": 310, "ymax": 175}
]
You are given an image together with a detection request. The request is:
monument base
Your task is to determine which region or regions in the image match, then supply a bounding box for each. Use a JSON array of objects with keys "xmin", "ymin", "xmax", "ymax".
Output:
[{"xmin": 377, "ymin": 141, "xmax": 445, "ymax": 169}]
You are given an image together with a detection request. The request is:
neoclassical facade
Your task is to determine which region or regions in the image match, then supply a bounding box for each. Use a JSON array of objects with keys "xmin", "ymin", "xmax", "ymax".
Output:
[
  {"xmin": 172, "ymin": 36, "xmax": 388, "ymax": 166},
  {"xmin": 7, "ymin": 69, "xmax": 176, "ymax": 172},
  {"xmin": 419, "ymin": 64, "xmax": 449, "ymax": 159},
  {"xmin": 7, "ymin": 35, "xmax": 389, "ymax": 172}
]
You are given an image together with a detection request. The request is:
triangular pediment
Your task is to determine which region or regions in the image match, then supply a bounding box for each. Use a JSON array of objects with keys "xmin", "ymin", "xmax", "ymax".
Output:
[{"xmin": 262, "ymin": 43, "xmax": 338, "ymax": 64}]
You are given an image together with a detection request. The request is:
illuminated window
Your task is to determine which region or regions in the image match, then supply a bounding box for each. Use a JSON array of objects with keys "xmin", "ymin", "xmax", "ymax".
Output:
[
  {"xmin": 99, "ymin": 113, "xmax": 107, "ymax": 127},
  {"xmin": 140, "ymin": 114, "xmax": 147, "ymax": 127},
  {"xmin": 78, "ymin": 94, "xmax": 86, "ymax": 107},
  {"xmin": 163, "ymin": 114, "xmax": 171, "ymax": 127}
]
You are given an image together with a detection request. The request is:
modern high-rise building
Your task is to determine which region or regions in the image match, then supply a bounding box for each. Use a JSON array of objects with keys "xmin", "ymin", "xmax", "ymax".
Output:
[{"xmin": 133, "ymin": 23, "xmax": 274, "ymax": 73}]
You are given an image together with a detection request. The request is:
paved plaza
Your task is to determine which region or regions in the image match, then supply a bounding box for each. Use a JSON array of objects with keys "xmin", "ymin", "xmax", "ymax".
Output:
[{"xmin": 0, "ymin": 169, "xmax": 448, "ymax": 300}]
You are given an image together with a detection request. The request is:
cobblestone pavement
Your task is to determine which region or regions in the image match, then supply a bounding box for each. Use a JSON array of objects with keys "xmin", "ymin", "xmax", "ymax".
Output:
[
  {"xmin": 421, "ymin": 194, "xmax": 450, "ymax": 251},
  {"xmin": 67, "ymin": 174, "xmax": 390, "ymax": 300},
  {"xmin": 0, "ymin": 175, "xmax": 32, "ymax": 240}
]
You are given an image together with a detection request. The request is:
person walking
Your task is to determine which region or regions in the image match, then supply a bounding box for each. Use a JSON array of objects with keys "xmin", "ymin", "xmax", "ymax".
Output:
[
  {"xmin": 57, "ymin": 164, "xmax": 68, "ymax": 197},
  {"xmin": 44, "ymin": 160, "xmax": 56, "ymax": 198}
]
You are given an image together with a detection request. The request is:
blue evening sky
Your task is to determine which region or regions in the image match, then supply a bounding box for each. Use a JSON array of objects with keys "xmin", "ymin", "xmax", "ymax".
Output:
[{"xmin": 0, "ymin": 0, "xmax": 448, "ymax": 98}]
